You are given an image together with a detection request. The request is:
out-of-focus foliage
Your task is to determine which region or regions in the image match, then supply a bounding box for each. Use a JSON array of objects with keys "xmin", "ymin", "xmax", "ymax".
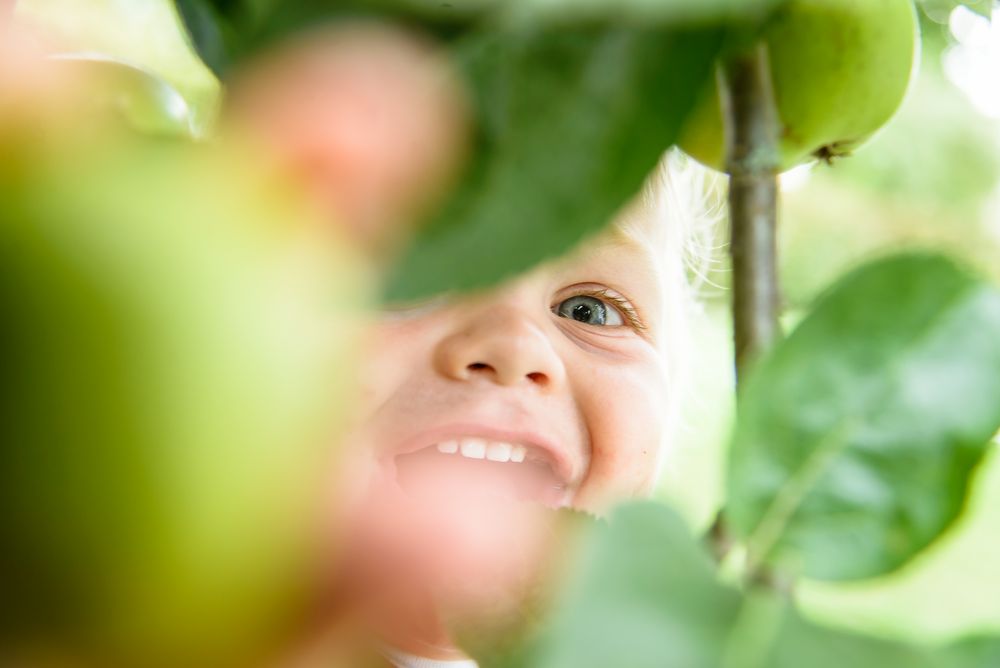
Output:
[
  {"xmin": 534, "ymin": 504, "xmax": 740, "ymax": 668},
  {"xmin": 469, "ymin": 502, "xmax": 999, "ymax": 668},
  {"xmin": 175, "ymin": 0, "xmax": 797, "ymax": 301},
  {"xmin": 175, "ymin": 0, "xmax": 782, "ymax": 77},
  {"xmin": 759, "ymin": 602, "xmax": 942, "ymax": 668},
  {"xmin": 940, "ymin": 635, "xmax": 1000, "ymax": 667},
  {"xmin": 497, "ymin": 0, "xmax": 784, "ymax": 27},
  {"xmin": 385, "ymin": 26, "xmax": 724, "ymax": 299},
  {"xmin": 174, "ymin": 0, "xmax": 495, "ymax": 77},
  {"xmin": 478, "ymin": 503, "xmax": 742, "ymax": 668},
  {"xmin": 728, "ymin": 253, "xmax": 1000, "ymax": 581}
]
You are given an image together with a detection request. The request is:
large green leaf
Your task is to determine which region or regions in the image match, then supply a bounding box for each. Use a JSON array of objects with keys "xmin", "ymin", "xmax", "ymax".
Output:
[
  {"xmin": 755, "ymin": 602, "xmax": 943, "ymax": 668},
  {"xmin": 939, "ymin": 635, "xmax": 1000, "ymax": 667},
  {"xmin": 173, "ymin": 0, "xmax": 236, "ymax": 77},
  {"xmin": 385, "ymin": 25, "xmax": 725, "ymax": 300},
  {"xmin": 173, "ymin": 0, "xmax": 777, "ymax": 76},
  {"xmin": 466, "ymin": 502, "xmax": 960, "ymax": 668},
  {"xmin": 727, "ymin": 253, "xmax": 1000, "ymax": 581},
  {"xmin": 472, "ymin": 502, "xmax": 743, "ymax": 668},
  {"xmin": 173, "ymin": 0, "xmax": 493, "ymax": 76},
  {"xmin": 172, "ymin": 3, "xmax": 745, "ymax": 303},
  {"xmin": 501, "ymin": 0, "xmax": 784, "ymax": 27}
]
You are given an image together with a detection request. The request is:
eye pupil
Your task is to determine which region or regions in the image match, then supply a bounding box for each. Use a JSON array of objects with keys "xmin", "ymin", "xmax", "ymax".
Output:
[
  {"xmin": 556, "ymin": 295, "xmax": 608, "ymax": 326},
  {"xmin": 571, "ymin": 303, "xmax": 593, "ymax": 322}
]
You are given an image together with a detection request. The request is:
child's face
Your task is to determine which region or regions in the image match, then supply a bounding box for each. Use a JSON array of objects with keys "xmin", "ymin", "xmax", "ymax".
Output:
[
  {"xmin": 356, "ymin": 223, "xmax": 670, "ymax": 516},
  {"xmin": 332, "ymin": 207, "xmax": 677, "ymax": 659}
]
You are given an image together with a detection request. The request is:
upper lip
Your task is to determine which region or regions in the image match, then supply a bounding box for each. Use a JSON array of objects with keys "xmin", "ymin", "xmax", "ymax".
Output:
[{"xmin": 385, "ymin": 423, "xmax": 579, "ymax": 487}]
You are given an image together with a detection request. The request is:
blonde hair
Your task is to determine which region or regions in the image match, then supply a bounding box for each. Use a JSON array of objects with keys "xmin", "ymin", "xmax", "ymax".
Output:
[{"xmin": 612, "ymin": 148, "xmax": 725, "ymax": 473}]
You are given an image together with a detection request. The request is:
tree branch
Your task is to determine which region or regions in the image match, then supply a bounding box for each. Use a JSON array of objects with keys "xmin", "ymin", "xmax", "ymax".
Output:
[
  {"xmin": 721, "ymin": 43, "xmax": 782, "ymax": 383},
  {"xmin": 708, "ymin": 42, "xmax": 783, "ymax": 573}
]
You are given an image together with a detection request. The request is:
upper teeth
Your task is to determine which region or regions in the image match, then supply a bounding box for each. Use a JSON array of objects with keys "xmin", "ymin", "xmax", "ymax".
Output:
[{"xmin": 436, "ymin": 438, "xmax": 527, "ymax": 463}]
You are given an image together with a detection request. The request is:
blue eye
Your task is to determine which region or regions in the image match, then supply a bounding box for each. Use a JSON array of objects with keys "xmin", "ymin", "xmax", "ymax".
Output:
[{"xmin": 555, "ymin": 295, "xmax": 624, "ymax": 326}]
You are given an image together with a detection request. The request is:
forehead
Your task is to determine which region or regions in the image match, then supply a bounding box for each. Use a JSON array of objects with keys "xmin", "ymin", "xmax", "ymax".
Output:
[
  {"xmin": 564, "ymin": 223, "xmax": 661, "ymax": 277},
  {"xmin": 563, "ymin": 188, "xmax": 667, "ymax": 281}
]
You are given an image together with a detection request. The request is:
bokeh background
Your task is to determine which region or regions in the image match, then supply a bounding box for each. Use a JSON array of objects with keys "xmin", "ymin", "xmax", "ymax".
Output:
[{"xmin": 11, "ymin": 0, "xmax": 1000, "ymax": 652}]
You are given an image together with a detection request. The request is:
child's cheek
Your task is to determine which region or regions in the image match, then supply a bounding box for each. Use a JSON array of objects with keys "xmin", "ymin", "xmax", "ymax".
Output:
[
  {"xmin": 355, "ymin": 318, "xmax": 434, "ymax": 420},
  {"xmin": 572, "ymin": 356, "xmax": 668, "ymax": 512}
]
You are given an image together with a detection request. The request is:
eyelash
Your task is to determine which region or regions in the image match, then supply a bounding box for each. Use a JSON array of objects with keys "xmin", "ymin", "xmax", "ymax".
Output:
[{"xmin": 566, "ymin": 288, "xmax": 647, "ymax": 332}]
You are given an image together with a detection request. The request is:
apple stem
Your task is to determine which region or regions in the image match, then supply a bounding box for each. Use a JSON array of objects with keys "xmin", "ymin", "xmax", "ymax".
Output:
[{"xmin": 720, "ymin": 42, "xmax": 782, "ymax": 384}]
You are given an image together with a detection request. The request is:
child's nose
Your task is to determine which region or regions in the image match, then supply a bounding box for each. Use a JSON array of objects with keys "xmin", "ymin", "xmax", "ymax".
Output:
[{"xmin": 433, "ymin": 304, "xmax": 566, "ymax": 390}]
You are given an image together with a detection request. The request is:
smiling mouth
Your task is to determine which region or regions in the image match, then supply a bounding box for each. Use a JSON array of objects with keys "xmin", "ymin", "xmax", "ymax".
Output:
[{"xmin": 393, "ymin": 437, "xmax": 569, "ymax": 508}]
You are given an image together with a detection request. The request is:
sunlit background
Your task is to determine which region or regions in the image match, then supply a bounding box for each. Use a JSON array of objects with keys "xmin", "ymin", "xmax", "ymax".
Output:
[{"xmin": 10, "ymin": 0, "xmax": 1000, "ymax": 654}]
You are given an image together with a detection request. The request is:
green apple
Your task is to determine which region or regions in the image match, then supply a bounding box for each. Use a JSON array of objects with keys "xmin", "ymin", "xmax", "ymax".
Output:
[
  {"xmin": 0, "ymin": 130, "xmax": 367, "ymax": 666},
  {"xmin": 678, "ymin": 0, "xmax": 919, "ymax": 172}
]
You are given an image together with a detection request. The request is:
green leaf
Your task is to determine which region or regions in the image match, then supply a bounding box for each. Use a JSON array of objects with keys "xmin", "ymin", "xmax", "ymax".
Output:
[
  {"xmin": 174, "ymin": 0, "xmax": 771, "ymax": 76},
  {"xmin": 450, "ymin": 508, "xmax": 599, "ymax": 668},
  {"xmin": 173, "ymin": 0, "xmax": 234, "ymax": 77},
  {"xmin": 173, "ymin": 3, "xmax": 729, "ymax": 301},
  {"xmin": 173, "ymin": 0, "xmax": 493, "ymax": 76},
  {"xmin": 473, "ymin": 502, "xmax": 742, "ymax": 668},
  {"xmin": 173, "ymin": 0, "xmax": 291, "ymax": 77},
  {"xmin": 758, "ymin": 604, "xmax": 943, "ymax": 668},
  {"xmin": 501, "ymin": 0, "xmax": 784, "ymax": 27},
  {"xmin": 716, "ymin": 590, "xmax": 944, "ymax": 668},
  {"xmin": 727, "ymin": 253, "xmax": 1000, "ymax": 581},
  {"xmin": 385, "ymin": 25, "xmax": 725, "ymax": 300},
  {"xmin": 939, "ymin": 635, "xmax": 1000, "ymax": 667}
]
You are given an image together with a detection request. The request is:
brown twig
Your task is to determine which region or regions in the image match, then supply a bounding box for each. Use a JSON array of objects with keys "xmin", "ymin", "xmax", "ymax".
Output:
[
  {"xmin": 720, "ymin": 42, "xmax": 782, "ymax": 383},
  {"xmin": 708, "ymin": 42, "xmax": 783, "ymax": 574}
]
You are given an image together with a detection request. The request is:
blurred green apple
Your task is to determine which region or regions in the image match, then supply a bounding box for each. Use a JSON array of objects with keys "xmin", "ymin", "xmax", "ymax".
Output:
[
  {"xmin": 678, "ymin": 0, "xmax": 919, "ymax": 172},
  {"xmin": 0, "ymin": 130, "xmax": 367, "ymax": 666}
]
